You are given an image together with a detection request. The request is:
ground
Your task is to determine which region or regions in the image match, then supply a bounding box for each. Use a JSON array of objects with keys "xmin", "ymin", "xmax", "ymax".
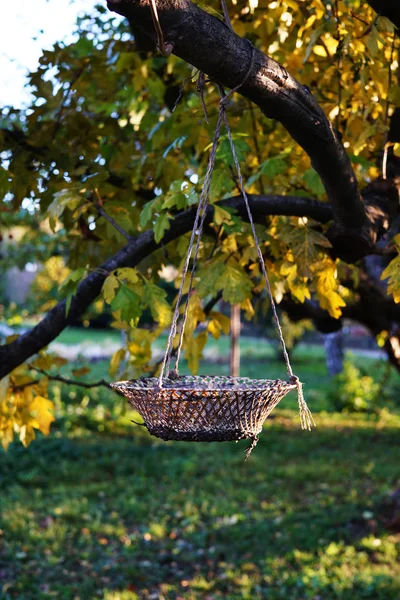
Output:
[{"xmin": 0, "ymin": 333, "xmax": 399, "ymax": 599}]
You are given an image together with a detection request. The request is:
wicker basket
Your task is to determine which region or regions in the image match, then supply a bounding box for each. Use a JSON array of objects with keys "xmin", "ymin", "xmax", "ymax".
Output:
[{"xmin": 111, "ymin": 375, "xmax": 297, "ymax": 442}]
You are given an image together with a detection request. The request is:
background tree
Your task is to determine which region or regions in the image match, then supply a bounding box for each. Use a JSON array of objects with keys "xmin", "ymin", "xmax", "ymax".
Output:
[{"xmin": 0, "ymin": 0, "xmax": 399, "ymax": 448}]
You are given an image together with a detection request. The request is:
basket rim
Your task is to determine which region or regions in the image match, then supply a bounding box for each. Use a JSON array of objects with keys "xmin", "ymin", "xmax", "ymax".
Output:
[{"xmin": 110, "ymin": 375, "xmax": 297, "ymax": 393}]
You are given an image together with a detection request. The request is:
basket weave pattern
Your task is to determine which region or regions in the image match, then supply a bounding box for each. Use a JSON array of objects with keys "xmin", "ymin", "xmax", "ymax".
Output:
[{"xmin": 111, "ymin": 376, "xmax": 296, "ymax": 442}]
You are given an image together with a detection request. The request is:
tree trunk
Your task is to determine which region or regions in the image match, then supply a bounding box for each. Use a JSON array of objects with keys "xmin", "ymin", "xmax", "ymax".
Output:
[
  {"xmin": 324, "ymin": 330, "xmax": 344, "ymax": 376},
  {"xmin": 230, "ymin": 304, "xmax": 241, "ymax": 377}
]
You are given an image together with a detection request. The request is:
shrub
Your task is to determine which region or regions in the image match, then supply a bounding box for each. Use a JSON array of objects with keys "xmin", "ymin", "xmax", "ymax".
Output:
[{"xmin": 328, "ymin": 360, "xmax": 381, "ymax": 413}]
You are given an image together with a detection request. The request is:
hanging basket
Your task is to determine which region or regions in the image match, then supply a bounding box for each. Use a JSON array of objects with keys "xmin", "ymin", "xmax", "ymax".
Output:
[{"xmin": 111, "ymin": 376, "xmax": 297, "ymax": 443}]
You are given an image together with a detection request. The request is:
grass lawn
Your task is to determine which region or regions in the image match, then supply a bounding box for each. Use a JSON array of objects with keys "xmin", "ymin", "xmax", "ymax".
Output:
[
  {"xmin": 52, "ymin": 327, "xmax": 122, "ymax": 347},
  {"xmin": 1, "ymin": 344, "xmax": 400, "ymax": 599}
]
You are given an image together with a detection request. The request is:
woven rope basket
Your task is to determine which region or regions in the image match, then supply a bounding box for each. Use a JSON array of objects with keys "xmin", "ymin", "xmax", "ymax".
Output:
[{"xmin": 111, "ymin": 376, "xmax": 297, "ymax": 442}]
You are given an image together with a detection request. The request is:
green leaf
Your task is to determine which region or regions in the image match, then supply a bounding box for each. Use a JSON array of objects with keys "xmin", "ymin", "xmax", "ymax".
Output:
[
  {"xmin": 376, "ymin": 16, "xmax": 394, "ymax": 35},
  {"xmin": 302, "ymin": 168, "xmax": 326, "ymax": 198},
  {"xmin": 281, "ymin": 221, "xmax": 331, "ymax": 277},
  {"xmin": 140, "ymin": 200, "xmax": 156, "ymax": 229},
  {"xmin": 210, "ymin": 170, "xmax": 234, "ymax": 201},
  {"xmin": 216, "ymin": 263, "xmax": 253, "ymax": 304},
  {"xmin": 366, "ymin": 26, "xmax": 380, "ymax": 58},
  {"xmin": 248, "ymin": 154, "xmax": 288, "ymax": 185},
  {"xmin": 388, "ymin": 86, "xmax": 400, "ymax": 107},
  {"xmin": 60, "ymin": 268, "xmax": 86, "ymax": 317},
  {"xmin": 65, "ymin": 293, "xmax": 73, "ymax": 318},
  {"xmin": 216, "ymin": 137, "xmax": 251, "ymax": 167},
  {"xmin": 60, "ymin": 268, "xmax": 86, "ymax": 290},
  {"xmin": 196, "ymin": 262, "xmax": 226, "ymax": 298},
  {"xmin": 348, "ymin": 154, "xmax": 375, "ymax": 169},
  {"xmin": 111, "ymin": 286, "xmax": 142, "ymax": 323},
  {"xmin": 261, "ymin": 155, "xmax": 288, "ymax": 179},
  {"xmin": 143, "ymin": 283, "xmax": 172, "ymax": 327},
  {"xmin": 154, "ymin": 212, "xmax": 171, "ymax": 243},
  {"xmin": 47, "ymin": 189, "xmax": 82, "ymax": 220}
]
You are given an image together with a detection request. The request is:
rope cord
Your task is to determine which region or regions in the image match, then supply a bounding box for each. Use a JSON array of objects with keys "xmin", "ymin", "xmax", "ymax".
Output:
[
  {"xmin": 159, "ymin": 46, "xmax": 256, "ymax": 383},
  {"xmin": 170, "ymin": 46, "xmax": 257, "ymax": 376},
  {"xmin": 171, "ymin": 107, "xmax": 225, "ymax": 375},
  {"xmin": 219, "ymin": 87, "xmax": 314, "ymax": 431},
  {"xmin": 158, "ymin": 107, "xmax": 225, "ymax": 386}
]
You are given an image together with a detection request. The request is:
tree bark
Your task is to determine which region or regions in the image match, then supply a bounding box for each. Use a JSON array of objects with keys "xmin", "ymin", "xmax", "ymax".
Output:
[{"xmin": 324, "ymin": 330, "xmax": 344, "ymax": 376}]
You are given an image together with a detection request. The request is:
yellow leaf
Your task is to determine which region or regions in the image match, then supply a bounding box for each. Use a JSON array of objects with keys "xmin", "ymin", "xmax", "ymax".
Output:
[
  {"xmin": 185, "ymin": 293, "xmax": 206, "ymax": 335},
  {"xmin": 127, "ymin": 329, "xmax": 153, "ymax": 373},
  {"xmin": 116, "ymin": 268, "xmax": 139, "ymax": 285},
  {"xmin": 241, "ymin": 298, "xmax": 255, "ymax": 320},
  {"xmin": 0, "ymin": 376, "xmax": 10, "ymax": 402},
  {"xmin": 110, "ymin": 309, "xmax": 129, "ymax": 330},
  {"xmin": 29, "ymin": 396, "xmax": 55, "ymax": 436},
  {"xmin": 314, "ymin": 260, "xmax": 346, "ymax": 318},
  {"xmin": 1, "ymin": 424, "xmax": 14, "ymax": 451},
  {"xmin": 31, "ymin": 354, "xmax": 55, "ymax": 371},
  {"xmin": 221, "ymin": 235, "xmax": 238, "ymax": 254},
  {"xmin": 313, "ymin": 45, "xmax": 328, "ymax": 57},
  {"xmin": 280, "ymin": 261, "xmax": 311, "ymax": 303},
  {"xmin": 19, "ymin": 424, "xmax": 36, "ymax": 448},
  {"xmin": 319, "ymin": 289, "xmax": 346, "ymax": 318},
  {"xmin": 109, "ymin": 348, "xmax": 126, "ymax": 377},
  {"xmin": 213, "ymin": 205, "xmax": 233, "ymax": 226},
  {"xmin": 381, "ymin": 253, "xmax": 400, "ymax": 303},
  {"xmin": 213, "ymin": 311, "xmax": 231, "ymax": 335},
  {"xmin": 208, "ymin": 319, "xmax": 221, "ymax": 340},
  {"xmin": 185, "ymin": 331, "xmax": 208, "ymax": 374},
  {"xmin": 102, "ymin": 274, "xmax": 119, "ymax": 304},
  {"xmin": 207, "ymin": 311, "xmax": 231, "ymax": 339},
  {"xmin": 72, "ymin": 367, "xmax": 91, "ymax": 377}
]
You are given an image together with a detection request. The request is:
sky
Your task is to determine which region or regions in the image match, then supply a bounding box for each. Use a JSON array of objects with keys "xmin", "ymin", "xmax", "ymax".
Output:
[{"xmin": 0, "ymin": 0, "xmax": 92, "ymax": 108}]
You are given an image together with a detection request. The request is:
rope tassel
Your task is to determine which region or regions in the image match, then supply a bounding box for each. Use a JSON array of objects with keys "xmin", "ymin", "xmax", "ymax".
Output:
[{"xmin": 290, "ymin": 376, "xmax": 315, "ymax": 431}]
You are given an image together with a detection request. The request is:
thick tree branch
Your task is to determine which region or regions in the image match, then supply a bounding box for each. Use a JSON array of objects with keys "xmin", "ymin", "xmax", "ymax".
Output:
[
  {"xmin": 107, "ymin": 0, "xmax": 372, "ymax": 252},
  {"xmin": 0, "ymin": 194, "xmax": 329, "ymax": 379}
]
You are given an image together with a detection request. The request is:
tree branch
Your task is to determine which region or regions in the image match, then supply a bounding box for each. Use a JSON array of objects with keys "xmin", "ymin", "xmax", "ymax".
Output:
[
  {"xmin": 30, "ymin": 366, "xmax": 111, "ymax": 390},
  {"xmin": 107, "ymin": 0, "xmax": 372, "ymax": 249},
  {"xmin": 0, "ymin": 194, "xmax": 329, "ymax": 379},
  {"xmin": 92, "ymin": 190, "xmax": 132, "ymax": 241}
]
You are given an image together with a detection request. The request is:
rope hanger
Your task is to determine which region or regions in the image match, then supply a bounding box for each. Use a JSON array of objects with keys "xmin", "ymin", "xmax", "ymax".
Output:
[{"xmin": 157, "ymin": 51, "xmax": 315, "ymax": 431}]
